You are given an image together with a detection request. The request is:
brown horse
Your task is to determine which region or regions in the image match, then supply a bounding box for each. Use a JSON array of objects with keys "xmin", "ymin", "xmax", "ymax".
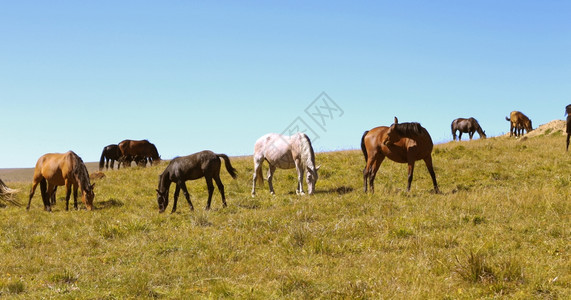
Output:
[
  {"xmin": 451, "ymin": 117, "xmax": 486, "ymax": 141},
  {"xmin": 156, "ymin": 150, "xmax": 237, "ymax": 212},
  {"xmin": 505, "ymin": 111, "xmax": 533, "ymax": 137},
  {"xmin": 566, "ymin": 104, "xmax": 571, "ymax": 151},
  {"xmin": 361, "ymin": 117, "xmax": 440, "ymax": 194},
  {"xmin": 27, "ymin": 151, "xmax": 95, "ymax": 211},
  {"xmin": 118, "ymin": 139, "xmax": 161, "ymax": 166},
  {"xmin": 99, "ymin": 144, "xmax": 122, "ymax": 171}
]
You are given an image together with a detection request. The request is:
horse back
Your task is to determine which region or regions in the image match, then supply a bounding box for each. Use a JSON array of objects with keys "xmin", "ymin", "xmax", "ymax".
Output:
[
  {"xmin": 34, "ymin": 152, "xmax": 75, "ymax": 186},
  {"xmin": 167, "ymin": 151, "xmax": 220, "ymax": 181}
]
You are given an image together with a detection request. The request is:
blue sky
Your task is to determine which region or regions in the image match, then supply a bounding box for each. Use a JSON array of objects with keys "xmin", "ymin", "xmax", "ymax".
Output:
[{"xmin": 1, "ymin": 1, "xmax": 570, "ymax": 168}]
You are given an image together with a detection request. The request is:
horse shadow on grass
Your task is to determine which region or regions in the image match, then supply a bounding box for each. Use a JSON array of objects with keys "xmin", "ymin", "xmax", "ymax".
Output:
[
  {"xmin": 96, "ymin": 198, "xmax": 124, "ymax": 210},
  {"xmin": 287, "ymin": 186, "xmax": 355, "ymax": 196}
]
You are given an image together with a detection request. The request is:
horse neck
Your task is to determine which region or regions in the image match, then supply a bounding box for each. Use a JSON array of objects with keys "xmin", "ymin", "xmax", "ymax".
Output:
[
  {"xmin": 297, "ymin": 134, "xmax": 316, "ymax": 171},
  {"xmin": 74, "ymin": 161, "xmax": 92, "ymax": 193},
  {"xmin": 158, "ymin": 171, "xmax": 171, "ymax": 193}
]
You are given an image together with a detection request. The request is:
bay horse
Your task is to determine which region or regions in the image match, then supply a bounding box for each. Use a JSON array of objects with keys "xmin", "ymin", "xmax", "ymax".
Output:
[
  {"xmin": 118, "ymin": 139, "xmax": 161, "ymax": 166},
  {"xmin": 505, "ymin": 111, "xmax": 533, "ymax": 137},
  {"xmin": 156, "ymin": 150, "xmax": 237, "ymax": 212},
  {"xmin": 566, "ymin": 104, "xmax": 570, "ymax": 151},
  {"xmin": 27, "ymin": 151, "xmax": 95, "ymax": 211},
  {"xmin": 361, "ymin": 117, "xmax": 440, "ymax": 194},
  {"xmin": 252, "ymin": 132, "xmax": 319, "ymax": 196},
  {"xmin": 451, "ymin": 117, "xmax": 486, "ymax": 141},
  {"xmin": 99, "ymin": 144, "xmax": 122, "ymax": 171}
]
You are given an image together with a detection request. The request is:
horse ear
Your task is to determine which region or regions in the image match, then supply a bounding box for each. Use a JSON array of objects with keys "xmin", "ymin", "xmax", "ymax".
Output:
[
  {"xmin": 394, "ymin": 116, "xmax": 399, "ymax": 124},
  {"xmin": 316, "ymin": 165, "xmax": 321, "ymax": 171},
  {"xmin": 91, "ymin": 183, "xmax": 96, "ymax": 189}
]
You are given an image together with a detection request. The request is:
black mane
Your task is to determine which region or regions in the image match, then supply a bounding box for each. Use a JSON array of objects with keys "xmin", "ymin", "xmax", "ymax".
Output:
[{"xmin": 393, "ymin": 122, "xmax": 423, "ymax": 137}]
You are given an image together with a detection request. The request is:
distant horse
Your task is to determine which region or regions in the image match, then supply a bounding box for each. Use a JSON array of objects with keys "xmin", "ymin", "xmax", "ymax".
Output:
[
  {"xmin": 27, "ymin": 151, "xmax": 95, "ymax": 211},
  {"xmin": 156, "ymin": 150, "xmax": 237, "ymax": 212},
  {"xmin": 451, "ymin": 117, "xmax": 486, "ymax": 141},
  {"xmin": 118, "ymin": 139, "xmax": 160, "ymax": 166},
  {"xmin": 566, "ymin": 104, "xmax": 571, "ymax": 151},
  {"xmin": 505, "ymin": 111, "xmax": 533, "ymax": 137},
  {"xmin": 252, "ymin": 132, "xmax": 319, "ymax": 196},
  {"xmin": 99, "ymin": 144, "xmax": 122, "ymax": 171},
  {"xmin": 361, "ymin": 117, "xmax": 440, "ymax": 194}
]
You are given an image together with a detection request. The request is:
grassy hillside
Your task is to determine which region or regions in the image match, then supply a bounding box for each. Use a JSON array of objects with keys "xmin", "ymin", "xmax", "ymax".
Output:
[{"xmin": 0, "ymin": 131, "xmax": 569, "ymax": 298}]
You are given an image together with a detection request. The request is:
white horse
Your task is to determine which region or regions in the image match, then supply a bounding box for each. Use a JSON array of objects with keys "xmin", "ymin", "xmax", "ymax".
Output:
[{"xmin": 252, "ymin": 132, "xmax": 319, "ymax": 196}]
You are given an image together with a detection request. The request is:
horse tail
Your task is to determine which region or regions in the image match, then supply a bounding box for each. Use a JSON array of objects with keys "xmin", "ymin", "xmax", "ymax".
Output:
[
  {"xmin": 99, "ymin": 148, "xmax": 106, "ymax": 171},
  {"xmin": 217, "ymin": 154, "xmax": 238, "ymax": 179},
  {"xmin": 505, "ymin": 116, "xmax": 510, "ymax": 122},
  {"xmin": 361, "ymin": 131, "xmax": 369, "ymax": 162}
]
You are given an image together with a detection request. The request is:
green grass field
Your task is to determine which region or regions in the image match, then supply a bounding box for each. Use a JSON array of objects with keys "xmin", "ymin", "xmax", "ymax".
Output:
[{"xmin": 1, "ymin": 130, "xmax": 569, "ymax": 299}]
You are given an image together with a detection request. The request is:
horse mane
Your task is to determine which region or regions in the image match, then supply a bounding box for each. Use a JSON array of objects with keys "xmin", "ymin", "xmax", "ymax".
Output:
[
  {"xmin": 393, "ymin": 122, "xmax": 423, "ymax": 137},
  {"xmin": 297, "ymin": 133, "xmax": 316, "ymax": 170},
  {"xmin": 69, "ymin": 151, "xmax": 92, "ymax": 192}
]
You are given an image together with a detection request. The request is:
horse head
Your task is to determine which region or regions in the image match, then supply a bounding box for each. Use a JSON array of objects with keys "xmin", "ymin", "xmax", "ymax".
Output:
[
  {"xmin": 526, "ymin": 119, "xmax": 533, "ymax": 132},
  {"xmin": 83, "ymin": 183, "xmax": 95, "ymax": 211},
  {"xmin": 156, "ymin": 188, "xmax": 168, "ymax": 213},
  {"xmin": 306, "ymin": 165, "xmax": 320, "ymax": 195},
  {"xmin": 384, "ymin": 117, "xmax": 401, "ymax": 145}
]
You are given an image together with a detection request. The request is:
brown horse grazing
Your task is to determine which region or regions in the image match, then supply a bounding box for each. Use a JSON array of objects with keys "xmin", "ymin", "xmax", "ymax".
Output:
[
  {"xmin": 361, "ymin": 117, "xmax": 440, "ymax": 194},
  {"xmin": 99, "ymin": 144, "xmax": 122, "ymax": 171},
  {"xmin": 156, "ymin": 150, "xmax": 237, "ymax": 213},
  {"xmin": 118, "ymin": 139, "xmax": 161, "ymax": 166},
  {"xmin": 566, "ymin": 104, "xmax": 571, "ymax": 151},
  {"xmin": 505, "ymin": 111, "xmax": 533, "ymax": 137},
  {"xmin": 27, "ymin": 151, "xmax": 95, "ymax": 211},
  {"xmin": 451, "ymin": 117, "xmax": 486, "ymax": 141}
]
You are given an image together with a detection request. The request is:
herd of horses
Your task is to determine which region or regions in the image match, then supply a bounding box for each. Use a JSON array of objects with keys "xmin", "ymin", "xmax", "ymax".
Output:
[
  {"xmin": 23, "ymin": 107, "xmax": 571, "ymax": 212},
  {"xmin": 99, "ymin": 139, "xmax": 161, "ymax": 170}
]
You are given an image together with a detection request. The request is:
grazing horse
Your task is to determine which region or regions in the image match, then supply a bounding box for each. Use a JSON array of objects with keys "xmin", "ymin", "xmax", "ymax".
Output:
[
  {"xmin": 27, "ymin": 151, "xmax": 95, "ymax": 211},
  {"xmin": 156, "ymin": 150, "xmax": 237, "ymax": 212},
  {"xmin": 252, "ymin": 132, "xmax": 319, "ymax": 196},
  {"xmin": 566, "ymin": 104, "xmax": 571, "ymax": 151},
  {"xmin": 451, "ymin": 117, "xmax": 486, "ymax": 141},
  {"xmin": 118, "ymin": 139, "xmax": 161, "ymax": 166},
  {"xmin": 99, "ymin": 144, "xmax": 122, "ymax": 171},
  {"xmin": 361, "ymin": 117, "xmax": 440, "ymax": 194},
  {"xmin": 505, "ymin": 111, "xmax": 533, "ymax": 137}
]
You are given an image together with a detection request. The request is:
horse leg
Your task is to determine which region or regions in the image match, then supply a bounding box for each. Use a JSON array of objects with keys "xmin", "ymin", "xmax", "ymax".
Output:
[
  {"xmin": 62, "ymin": 182, "xmax": 73, "ymax": 211},
  {"xmin": 205, "ymin": 176, "xmax": 215, "ymax": 210},
  {"xmin": 469, "ymin": 131, "xmax": 474, "ymax": 140},
  {"xmin": 178, "ymin": 182, "xmax": 194, "ymax": 211},
  {"xmin": 27, "ymin": 181, "xmax": 40, "ymax": 210},
  {"xmin": 73, "ymin": 185, "xmax": 79, "ymax": 210},
  {"xmin": 267, "ymin": 165, "xmax": 277, "ymax": 195},
  {"xmin": 406, "ymin": 161, "xmax": 416, "ymax": 192},
  {"xmin": 214, "ymin": 175, "xmax": 227, "ymax": 208},
  {"xmin": 567, "ymin": 133, "xmax": 570, "ymax": 151},
  {"xmin": 424, "ymin": 156, "xmax": 440, "ymax": 193},
  {"xmin": 41, "ymin": 181, "xmax": 53, "ymax": 212},
  {"xmin": 50, "ymin": 186, "xmax": 57, "ymax": 205},
  {"xmin": 458, "ymin": 132, "xmax": 463, "ymax": 141},
  {"xmin": 172, "ymin": 184, "xmax": 180, "ymax": 213},
  {"xmin": 452, "ymin": 130, "xmax": 457, "ymax": 141},
  {"xmin": 368, "ymin": 155, "xmax": 384, "ymax": 194},
  {"xmin": 294, "ymin": 160, "xmax": 305, "ymax": 195},
  {"xmin": 251, "ymin": 156, "xmax": 263, "ymax": 196}
]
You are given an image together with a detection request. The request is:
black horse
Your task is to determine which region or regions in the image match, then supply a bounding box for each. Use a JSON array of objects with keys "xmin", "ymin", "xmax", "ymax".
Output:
[
  {"xmin": 566, "ymin": 104, "xmax": 571, "ymax": 151},
  {"xmin": 99, "ymin": 144, "xmax": 122, "ymax": 171},
  {"xmin": 156, "ymin": 150, "xmax": 238, "ymax": 212},
  {"xmin": 451, "ymin": 117, "xmax": 486, "ymax": 141}
]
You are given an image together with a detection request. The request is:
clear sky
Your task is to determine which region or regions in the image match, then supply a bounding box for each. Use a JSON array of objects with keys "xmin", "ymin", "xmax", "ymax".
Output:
[{"xmin": 1, "ymin": 1, "xmax": 570, "ymax": 168}]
